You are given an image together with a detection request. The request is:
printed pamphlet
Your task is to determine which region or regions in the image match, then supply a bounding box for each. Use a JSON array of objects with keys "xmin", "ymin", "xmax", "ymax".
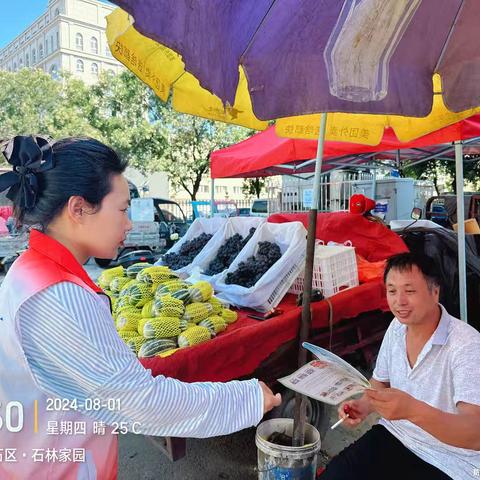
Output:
[{"xmin": 278, "ymin": 342, "xmax": 371, "ymax": 405}]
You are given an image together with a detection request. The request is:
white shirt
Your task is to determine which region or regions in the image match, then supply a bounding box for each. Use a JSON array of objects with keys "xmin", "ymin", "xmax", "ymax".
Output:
[
  {"xmin": 18, "ymin": 282, "xmax": 264, "ymax": 438},
  {"xmin": 373, "ymin": 305, "xmax": 480, "ymax": 480}
]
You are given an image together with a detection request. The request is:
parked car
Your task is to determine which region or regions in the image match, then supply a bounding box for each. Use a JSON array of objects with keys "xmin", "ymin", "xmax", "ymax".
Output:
[
  {"xmin": 238, "ymin": 207, "xmax": 251, "ymax": 216},
  {"xmin": 152, "ymin": 198, "xmax": 189, "ymax": 248},
  {"xmin": 425, "ymin": 193, "xmax": 480, "ymax": 228},
  {"xmin": 94, "ymin": 197, "xmax": 189, "ymax": 267},
  {"xmin": 250, "ymin": 198, "xmax": 278, "ymax": 217}
]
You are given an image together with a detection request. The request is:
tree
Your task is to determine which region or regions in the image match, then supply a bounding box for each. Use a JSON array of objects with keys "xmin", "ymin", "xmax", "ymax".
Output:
[
  {"xmin": 0, "ymin": 69, "xmax": 100, "ymax": 141},
  {"xmin": 402, "ymin": 156, "xmax": 480, "ymax": 194},
  {"xmin": 152, "ymin": 101, "xmax": 252, "ymax": 200},
  {"xmin": 242, "ymin": 178, "xmax": 266, "ymax": 198},
  {"xmin": 88, "ymin": 71, "xmax": 166, "ymax": 175}
]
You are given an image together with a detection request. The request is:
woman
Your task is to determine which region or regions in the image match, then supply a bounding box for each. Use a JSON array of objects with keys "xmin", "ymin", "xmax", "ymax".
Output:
[{"xmin": 0, "ymin": 136, "xmax": 281, "ymax": 479}]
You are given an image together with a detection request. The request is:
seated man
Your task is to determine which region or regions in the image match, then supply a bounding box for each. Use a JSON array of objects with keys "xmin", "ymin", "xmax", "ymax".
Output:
[{"xmin": 321, "ymin": 252, "xmax": 480, "ymax": 480}]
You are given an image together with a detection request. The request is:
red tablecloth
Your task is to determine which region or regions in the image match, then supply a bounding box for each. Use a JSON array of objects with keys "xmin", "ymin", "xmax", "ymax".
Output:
[{"xmin": 140, "ymin": 280, "xmax": 388, "ymax": 382}]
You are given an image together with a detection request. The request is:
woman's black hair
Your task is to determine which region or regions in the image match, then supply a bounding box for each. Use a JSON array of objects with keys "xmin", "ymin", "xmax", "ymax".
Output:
[{"xmin": 14, "ymin": 137, "xmax": 127, "ymax": 229}]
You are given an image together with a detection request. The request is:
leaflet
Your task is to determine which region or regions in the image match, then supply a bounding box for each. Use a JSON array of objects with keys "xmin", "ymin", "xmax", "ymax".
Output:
[{"xmin": 277, "ymin": 342, "xmax": 371, "ymax": 405}]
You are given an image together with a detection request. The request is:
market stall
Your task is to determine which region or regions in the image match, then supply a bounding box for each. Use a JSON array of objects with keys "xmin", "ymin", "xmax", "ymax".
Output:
[{"xmin": 140, "ymin": 212, "xmax": 407, "ymax": 383}]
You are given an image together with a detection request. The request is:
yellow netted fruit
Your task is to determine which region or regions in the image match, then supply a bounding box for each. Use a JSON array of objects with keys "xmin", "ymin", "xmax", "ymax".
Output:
[
  {"xmin": 178, "ymin": 326, "xmax": 211, "ymax": 348},
  {"xmin": 154, "ymin": 280, "xmax": 189, "ymax": 299},
  {"xmin": 182, "ymin": 302, "xmax": 213, "ymax": 324},
  {"xmin": 138, "ymin": 338, "xmax": 177, "ymax": 358},
  {"xmin": 141, "ymin": 300, "xmax": 154, "ymax": 318},
  {"xmin": 118, "ymin": 279, "xmax": 138, "ymax": 297},
  {"xmin": 207, "ymin": 296, "xmax": 224, "ymax": 315},
  {"xmin": 109, "ymin": 276, "xmax": 131, "ymax": 294},
  {"xmin": 127, "ymin": 336, "xmax": 147, "ymax": 355},
  {"xmin": 118, "ymin": 330, "xmax": 138, "ymax": 341},
  {"xmin": 221, "ymin": 308, "xmax": 238, "ymax": 324},
  {"xmin": 124, "ymin": 282, "xmax": 154, "ymax": 307},
  {"xmin": 114, "ymin": 305, "xmax": 139, "ymax": 320},
  {"xmin": 98, "ymin": 266, "xmax": 125, "ymax": 289},
  {"xmin": 188, "ymin": 281, "xmax": 213, "ymax": 303},
  {"xmin": 156, "ymin": 348, "xmax": 179, "ymax": 358},
  {"xmin": 137, "ymin": 266, "xmax": 179, "ymax": 285},
  {"xmin": 116, "ymin": 311, "xmax": 142, "ymax": 332},
  {"xmin": 199, "ymin": 316, "xmax": 227, "ymax": 335},
  {"xmin": 137, "ymin": 317, "xmax": 149, "ymax": 335},
  {"xmin": 125, "ymin": 262, "xmax": 152, "ymax": 279},
  {"xmin": 143, "ymin": 317, "xmax": 182, "ymax": 338},
  {"xmin": 153, "ymin": 295, "xmax": 185, "ymax": 318}
]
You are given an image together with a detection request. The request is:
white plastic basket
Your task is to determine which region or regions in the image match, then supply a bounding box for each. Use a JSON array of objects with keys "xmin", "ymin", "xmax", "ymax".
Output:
[
  {"xmin": 215, "ymin": 221, "xmax": 307, "ymax": 312},
  {"xmin": 189, "ymin": 216, "xmax": 266, "ymax": 282},
  {"xmin": 155, "ymin": 217, "xmax": 227, "ymax": 275},
  {"xmin": 289, "ymin": 244, "xmax": 358, "ymax": 298}
]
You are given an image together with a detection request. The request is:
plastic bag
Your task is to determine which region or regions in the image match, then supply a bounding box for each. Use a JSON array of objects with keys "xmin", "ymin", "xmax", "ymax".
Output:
[
  {"xmin": 155, "ymin": 217, "xmax": 227, "ymax": 275},
  {"xmin": 215, "ymin": 221, "xmax": 307, "ymax": 312},
  {"xmin": 190, "ymin": 216, "xmax": 266, "ymax": 282}
]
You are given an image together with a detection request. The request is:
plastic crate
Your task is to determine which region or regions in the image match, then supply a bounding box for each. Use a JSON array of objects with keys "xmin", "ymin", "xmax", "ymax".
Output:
[{"xmin": 289, "ymin": 244, "xmax": 358, "ymax": 298}]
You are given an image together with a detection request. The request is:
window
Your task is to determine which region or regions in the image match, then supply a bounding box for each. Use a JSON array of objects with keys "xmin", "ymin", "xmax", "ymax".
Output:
[
  {"xmin": 55, "ymin": 8, "xmax": 60, "ymax": 16},
  {"xmin": 105, "ymin": 46, "xmax": 112, "ymax": 57},
  {"xmin": 76, "ymin": 59, "xmax": 84, "ymax": 73},
  {"xmin": 50, "ymin": 36, "xmax": 54, "ymax": 52},
  {"xmin": 39, "ymin": 44, "xmax": 44, "ymax": 58},
  {"xmin": 19, "ymin": 59, "xmax": 23, "ymax": 68},
  {"xmin": 90, "ymin": 37, "xmax": 98, "ymax": 54},
  {"xmin": 25, "ymin": 53, "xmax": 29, "ymax": 67},
  {"xmin": 56, "ymin": 31, "xmax": 59, "ymax": 48},
  {"xmin": 75, "ymin": 33, "xmax": 83, "ymax": 50},
  {"xmin": 91, "ymin": 62, "xmax": 98, "ymax": 75},
  {"xmin": 50, "ymin": 64, "xmax": 59, "ymax": 80},
  {"xmin": 32, "ymin": 49, "xmax": 36, "ymax": 63},
  {"xmin": 13, "ymin": 62, "xmax": 17, "ymax": 71},
  {"xmin": 45, "ymin": 39, "xmax": 49, "ymax": 55}
]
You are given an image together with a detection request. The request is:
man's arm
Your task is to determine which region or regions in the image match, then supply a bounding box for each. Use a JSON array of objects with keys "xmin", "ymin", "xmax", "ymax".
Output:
[
  {"xmin": 366, "ymin": 389, "xmax": 480, "ymax": 450},
  {"xmin": 410, "ymin": 400, "xmax": 480, "ymax": 451}
]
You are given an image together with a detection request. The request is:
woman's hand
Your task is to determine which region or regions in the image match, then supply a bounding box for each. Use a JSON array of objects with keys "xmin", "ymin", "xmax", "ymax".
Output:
[{"xmin": 260, "ymin": 381, "xmax": 282, "ymax": 414}]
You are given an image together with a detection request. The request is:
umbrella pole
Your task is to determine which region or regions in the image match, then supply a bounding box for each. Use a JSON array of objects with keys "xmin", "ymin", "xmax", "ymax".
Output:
[
  {"xmin": 292, "ymin": 112, "xmax": 328, "ymax": 447},
  {"xmin": 454, "ymin": 141, "xmax": 468, "ymax": 322},
  {"xmin": 210, "ymin": 178, "xmax": 215, "ymax": 217}
]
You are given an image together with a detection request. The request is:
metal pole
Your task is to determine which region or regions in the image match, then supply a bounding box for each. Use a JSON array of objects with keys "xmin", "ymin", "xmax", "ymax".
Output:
[
  {"xmin": 454, "ymin": 141, "xmax": 468, "ymax": 322},
  {"xmin": 292, "ymin": 112, "xmax": 328, "ymax": 447},
  {"xmin": 210, "ymin": 178, "xmax": 215, "ymax": 217}
]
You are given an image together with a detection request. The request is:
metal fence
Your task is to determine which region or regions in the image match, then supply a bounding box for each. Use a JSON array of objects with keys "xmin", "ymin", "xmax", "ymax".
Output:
[
  {"xmin": 173, "ymin": 199, "xmax": 253, "ymax": 220},
  {"xmin": 167, "ymin": 172, "xmax": 432, "ymax": 220},
  {"xmin": 280, "ymin": 172, "xmax": 375, "ymax": 213}
]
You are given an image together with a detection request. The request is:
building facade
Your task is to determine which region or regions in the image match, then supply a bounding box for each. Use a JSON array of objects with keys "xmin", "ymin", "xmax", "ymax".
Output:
[{"xmin": 0, "ymin": 0, "xmax": 123, "ymax": 83}]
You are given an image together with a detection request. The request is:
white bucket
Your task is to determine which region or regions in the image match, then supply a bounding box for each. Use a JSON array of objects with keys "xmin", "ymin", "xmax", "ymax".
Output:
[{"xmin": 255, "ymin": 418, "xmax": 321, "ymax": 480}]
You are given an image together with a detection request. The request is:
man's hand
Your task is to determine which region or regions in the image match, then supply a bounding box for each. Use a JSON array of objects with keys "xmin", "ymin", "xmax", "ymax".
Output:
[
  {"xmin": 365, "ymin": 388, "xmax": 418, "ymax": 421},
  {"xmin": 337, "ymin": 397, "xmax": 373, "ymax": 428},
  {"xmin": 260, "ymin": 381, "xmax": 282, "ymax": 414}
]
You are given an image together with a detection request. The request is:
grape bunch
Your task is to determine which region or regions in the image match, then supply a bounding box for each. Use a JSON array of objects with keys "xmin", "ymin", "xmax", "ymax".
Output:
[
  {"xmin": 225, "ymin": 241, "xmax": 282, "ymax": 287},
  {"xmin": 205, "ymin": 227, "xmax": 257, "ymax": 276},
  {"xmin": 163, "ymin": 233, "xmax": 213, "ymax": 270}
]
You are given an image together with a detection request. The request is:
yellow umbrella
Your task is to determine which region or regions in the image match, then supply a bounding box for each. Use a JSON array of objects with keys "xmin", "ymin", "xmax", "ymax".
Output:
[{"xmin": 106, "ymin": 8, "xmax": 480, "ymax": 146}]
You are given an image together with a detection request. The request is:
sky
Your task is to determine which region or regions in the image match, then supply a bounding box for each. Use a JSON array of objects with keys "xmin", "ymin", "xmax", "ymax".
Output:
[{"xmin": 0, "ymin": 1, "xmax": 114, "ymax": 49}]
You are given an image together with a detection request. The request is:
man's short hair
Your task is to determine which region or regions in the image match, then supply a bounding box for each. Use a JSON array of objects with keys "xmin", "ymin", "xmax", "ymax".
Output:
[{"xmin": 384, "ymin": 252, "xmax": 441, "ymax": 290}]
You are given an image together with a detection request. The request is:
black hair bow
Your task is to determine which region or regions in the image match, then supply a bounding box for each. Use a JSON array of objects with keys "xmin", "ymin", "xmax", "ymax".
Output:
[{"xmin": 0, "ymin": 136, "xmax": 55, "ymax": 209}]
